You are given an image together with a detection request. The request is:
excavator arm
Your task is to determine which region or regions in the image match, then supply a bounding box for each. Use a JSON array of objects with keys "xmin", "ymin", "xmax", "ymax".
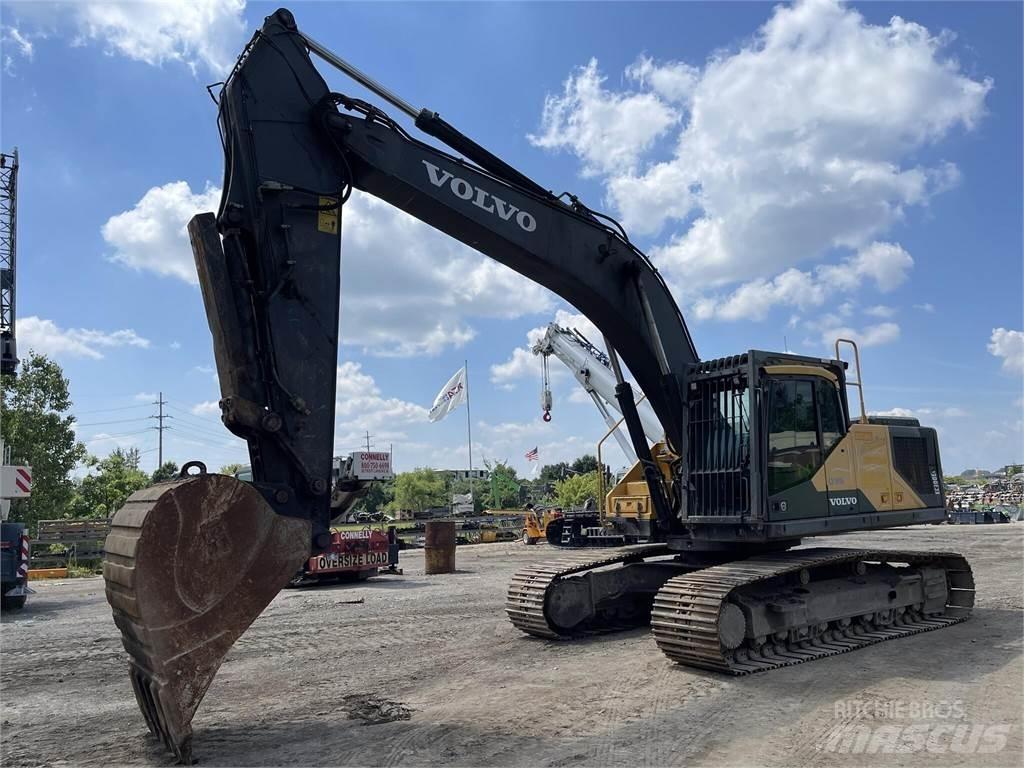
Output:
[
  {"xmin": 206, "ymin": 8, "xmax": 698, "ymax": 536},
  {"xmin": 104, "ymin": 8, "xmax": 698, "ymax": 762}
]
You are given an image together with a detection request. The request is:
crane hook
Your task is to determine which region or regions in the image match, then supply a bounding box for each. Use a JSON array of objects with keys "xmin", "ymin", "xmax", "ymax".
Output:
[{"xmin": 542, "ymin": 410, "xmax": 552, "ymax": 422}]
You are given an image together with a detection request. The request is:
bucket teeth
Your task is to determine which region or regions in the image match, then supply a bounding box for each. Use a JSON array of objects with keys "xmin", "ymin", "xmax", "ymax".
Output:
[{"xmin": 103, "ymin": 473, "xmax": 311, "ymax": 763}]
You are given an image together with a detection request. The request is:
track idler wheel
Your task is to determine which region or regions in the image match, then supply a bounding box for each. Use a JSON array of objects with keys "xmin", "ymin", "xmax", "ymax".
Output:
[{"xmin": 103, "ymin": 467, "xmax": 311, "ymax": 763}]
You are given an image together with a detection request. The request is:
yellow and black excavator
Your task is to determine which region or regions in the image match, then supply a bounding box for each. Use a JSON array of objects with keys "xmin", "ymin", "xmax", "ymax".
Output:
[{"xmin": 102, "ymin": 9, "xmax": 974, "ymax": 762}]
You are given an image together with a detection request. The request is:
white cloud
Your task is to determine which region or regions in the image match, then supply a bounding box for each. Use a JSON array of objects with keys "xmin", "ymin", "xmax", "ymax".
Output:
[
  {"xmin": 134, "ymin": 392, "xmax": 156, "ymax": 402},
  {"xmin": 870, "ymin": 405, "xmax": 966, "ymax": 420},
  {"xmin": 817, "ymin": 242, "xmax": 914, "ymax": 293},
  {"xmin": 73, "ymin": 0, "xmax": 246, "ymax": 75},
  {"xmin": 2, "ymin": 25, "xmax": 36, "ymax": 76},
  {"xmin": 1, "ymin": 26, "xmax": 34, "ymax": 67},
  {"xmin": 20, "ymin": 316, "xmax": 150, "ymax": 360},
  {"xmin": 694, "ymin": 242, "xmax": 912, "ymax": 321},
  {"xmin": 914, "ymin": 303, "xmax": 936, "ymax": 313},
  {"xmin": 528, "ymin": 58, "xmax": 681, "ymax": 177},
  {"xmin": 865, "ymin": 305, "xmax": 896, "ymax": 319},
  {"xmin": 84, "ymin": 431, "xmax": 145, "ymax": 453},
  {"xmin": 694, "ymin": 268, "xmax": 827, "ymax": 322},
  {"xmin": 625, "ymin": 55, "xmax": 699, "ymax": 104},
  {"xmin": 333, "ymin": 361, "xmax": 429, "ymax": 452},
  {"xmin": 102, "ymin": 181, "xmax": 219, "ymax": 284},
  {"xmin": 818, "ymin": 321, "xmax": 900, "ymax": 350},
  {"xmin": 335, "ymin": 361, "xmax": 426, "ymax": 423},
  {"xmin": 337, "ymin": 193, "xmax": 555, "ymax": 356},
  {"xmin": 490, "ymin": 310, "xmax": 602, "ymax": 387},
  {"xmin": 870, "ymin": 407, "xmax": 916, "ymax": 418},
  {"xmin": 191, "ymin": 400, "xmax": 221, "ymax": 416},
  {"xmin": 988, "ymin": 328, "xmax": 1024, "ymax": 373},
  {"xmin": 104, "ymin": 185, "xmax": 556, "ymax": 356},
  {"xmin": 490, "ymin": 347, "xmax": 542, "ymax": 390},
  {"xmin": 533, "ymin": 0, "xmax": 990, "ymax": 293}
]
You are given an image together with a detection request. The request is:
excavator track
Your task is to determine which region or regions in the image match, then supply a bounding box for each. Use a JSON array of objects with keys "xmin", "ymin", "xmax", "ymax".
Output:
[
  {"xmin": 651, "ymin": 548, "xmax": 974, "ymax": 675},
  {"xmin": 506, "ymin": 544, "xmax": 672, "ymax": 639}
]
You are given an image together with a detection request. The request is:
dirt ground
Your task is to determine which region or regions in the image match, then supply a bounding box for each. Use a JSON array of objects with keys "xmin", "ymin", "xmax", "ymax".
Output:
[{"xmin": 2, "ymin": 524, "xmax": 1021, "ymax": 767}]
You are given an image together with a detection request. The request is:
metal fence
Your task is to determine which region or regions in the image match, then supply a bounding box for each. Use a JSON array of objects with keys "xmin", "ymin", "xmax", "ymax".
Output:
[{"xmin": 31, "ymin": 518, "xmax": 111, "ymax": 568}]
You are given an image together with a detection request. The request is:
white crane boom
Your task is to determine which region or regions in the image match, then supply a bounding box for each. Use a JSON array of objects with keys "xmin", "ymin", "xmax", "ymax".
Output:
[{"xmin": 532, "ymin": 323, "xmax": 664, "ymax": 461}]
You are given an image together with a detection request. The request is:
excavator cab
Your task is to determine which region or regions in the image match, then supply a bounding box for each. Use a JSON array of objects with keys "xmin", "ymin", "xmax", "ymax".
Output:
[{"xmin": 680, "ymin": 348, "xmax": 946, "ymax": 550}]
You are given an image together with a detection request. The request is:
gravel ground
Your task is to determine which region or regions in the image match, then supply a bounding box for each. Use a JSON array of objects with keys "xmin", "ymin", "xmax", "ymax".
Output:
[{"xmin": 2, "ymin": 524, "xmax": 1021, "ymax": 767}]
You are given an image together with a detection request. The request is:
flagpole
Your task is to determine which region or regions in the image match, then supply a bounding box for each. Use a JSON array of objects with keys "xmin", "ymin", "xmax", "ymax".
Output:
[{"xmin": 465, "ymin": 359, "xmax": 474, "ymax": 506}]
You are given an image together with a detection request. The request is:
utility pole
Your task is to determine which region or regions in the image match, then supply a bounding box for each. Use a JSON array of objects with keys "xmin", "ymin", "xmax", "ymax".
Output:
[
  {"xmin": 151, "ymin": 392, "xmax": 171, "ymax": 466},
  {"xmin": 364, "ymin": 430, "xmax": 373, "ymax": 451}
]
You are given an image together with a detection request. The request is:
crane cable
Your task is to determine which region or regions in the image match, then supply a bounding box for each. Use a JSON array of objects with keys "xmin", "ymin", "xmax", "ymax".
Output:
[{"xmin": 541, "ymin": 354, "xmax": 552, "ymax": 422}]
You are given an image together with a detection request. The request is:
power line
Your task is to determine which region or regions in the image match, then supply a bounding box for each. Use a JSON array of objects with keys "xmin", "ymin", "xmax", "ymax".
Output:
[
  {"xmin": 165, "ymin": 403, "xmax": 225, "ymax": 428},
  {"xmin": 163, "ymin": 406, "xmax": 235, "ymax": 441},
  {"xmin": 74, "ymin": 403, "xmax": 152, "ymax": 416},
  {"xmin": 171, "ymin": 426, "xmax": 238, "ymax": 446},
  {"xmin": 76, "ymin": 416, "xmax": 152, "ymax": 427},
  {"xmin": 84, "ymin": 428, "xmax": 155, "ymax": 440}
]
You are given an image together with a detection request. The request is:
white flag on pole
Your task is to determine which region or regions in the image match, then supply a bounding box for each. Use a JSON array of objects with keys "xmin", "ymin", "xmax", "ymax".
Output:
[{"xmin": 428, "ymin": 366, "xmax": 468, "ymax": 422}]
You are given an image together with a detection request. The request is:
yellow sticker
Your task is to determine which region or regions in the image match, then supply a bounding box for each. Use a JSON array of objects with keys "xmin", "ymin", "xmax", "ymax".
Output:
[{"xmin": 318, "ymin": 197, "xmax": 339, "ymax": 234}]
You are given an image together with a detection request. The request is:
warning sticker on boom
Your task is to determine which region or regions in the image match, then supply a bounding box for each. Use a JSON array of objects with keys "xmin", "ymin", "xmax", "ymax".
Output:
[{"xmin": 318, "ymin": 197, "xmax": 339, "ymax": 234}]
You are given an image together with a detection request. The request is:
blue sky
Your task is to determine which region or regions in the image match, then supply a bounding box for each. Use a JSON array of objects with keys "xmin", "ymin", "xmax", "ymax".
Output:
[{"xmin": 1, "ymin": 0, "xmax": 1021, "ymax": 478}]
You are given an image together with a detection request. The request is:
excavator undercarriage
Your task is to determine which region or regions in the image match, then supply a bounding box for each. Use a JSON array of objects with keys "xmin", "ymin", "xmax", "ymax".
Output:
[
  {"xmin": 100, "ymin": 8, "xmax": 974, "ymax": 763},
  {"xmin": 506, "ymin": 546, "xmax": 974, "ymax": 675}
]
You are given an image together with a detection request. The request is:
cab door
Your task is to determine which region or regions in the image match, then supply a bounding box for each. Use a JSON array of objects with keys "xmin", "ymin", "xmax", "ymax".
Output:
[
  {"xmin": 765, "ymin": 378, "xmax": 828, "ymax": 521},
  {"xmin": 815, "ymin": 380, "xmax": 859, "ymax": 515}
]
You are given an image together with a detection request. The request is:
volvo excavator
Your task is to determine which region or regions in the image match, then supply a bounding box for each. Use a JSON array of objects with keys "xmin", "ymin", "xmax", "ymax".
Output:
[{"xmin": 102, "ymin": 9, "xmax": 974, "ymax": 763}]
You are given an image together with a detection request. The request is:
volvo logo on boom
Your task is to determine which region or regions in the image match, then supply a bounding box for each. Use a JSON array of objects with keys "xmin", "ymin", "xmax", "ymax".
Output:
[{"xmin": 422, "ymin": 161, "xmax": 537, "ymax": 233}]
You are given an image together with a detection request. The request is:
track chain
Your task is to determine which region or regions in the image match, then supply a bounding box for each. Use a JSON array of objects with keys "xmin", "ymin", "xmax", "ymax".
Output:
[
  {"xmin": 506, "ymin": 544, "xmax": 671, "ymax": 639},
  {"xmin": 651, "ymin": 547, "xmax": 975, "ymax": 675}
]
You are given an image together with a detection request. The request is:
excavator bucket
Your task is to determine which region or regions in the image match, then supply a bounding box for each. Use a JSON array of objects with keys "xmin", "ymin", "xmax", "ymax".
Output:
[{"xmin": 103, "ymin": 468, "xmax": 310, "ymax": 763}]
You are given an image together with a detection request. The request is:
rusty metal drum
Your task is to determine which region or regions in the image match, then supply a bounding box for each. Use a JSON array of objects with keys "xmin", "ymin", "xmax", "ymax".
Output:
[{"xmin": 423, "ymin": 520, "xmax": 456, "ymax": 574}]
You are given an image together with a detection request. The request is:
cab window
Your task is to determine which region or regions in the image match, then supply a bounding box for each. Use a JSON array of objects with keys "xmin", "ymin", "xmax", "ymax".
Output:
[
  {"xmin": 767, "ymin": 379, "xmax": 821, "ymax": 494},
  {"xmin": 816, "ymin": 381, "xmax": 845, "ymax": 453}
]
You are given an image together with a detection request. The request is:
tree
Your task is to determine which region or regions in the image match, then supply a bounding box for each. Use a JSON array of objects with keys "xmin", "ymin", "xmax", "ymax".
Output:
[
  {"xmin": 122, "ymin": 447, "xmax": 142, "ymax": 471},
  {"xmin": 553, "ymin": 470, "xmax": 601, "ymax": 508},
  {"xmin": 1, "ymin": 352, "xmax": 87, "ymax": 531},
  {"xmin": 483, "ymin": 461, "xmax": 523, "ymax": 509},
  {"xmin": 67, "ymin": 448, "xmax": 150, "ymax": 519},
  {"xmin": 570, "ymin": 455, "xmax": 599, "ymax": 474},
  {"xmin": 151, "ymin": 461, "xmax": 180, "ymax": 484},
  {"xmin": 219, "ymin": 462, "xmax": 245, "ymax": 477},
  {"xmin": 392, "ymin": 468, "xmax": 447, "ymax": 513},
  {"xmin": 352, "ymin": 479, "xmax": 395, "ymax": 516},
  {"xmin": 538, "ymin": 462, "xmax": 570, "ymax": 485}
]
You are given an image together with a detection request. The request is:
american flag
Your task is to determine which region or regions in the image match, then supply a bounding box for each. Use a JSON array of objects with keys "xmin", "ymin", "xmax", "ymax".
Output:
[{"xmin": 525, "ymin": 446, "xmax": 539, "ymax": 461}]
